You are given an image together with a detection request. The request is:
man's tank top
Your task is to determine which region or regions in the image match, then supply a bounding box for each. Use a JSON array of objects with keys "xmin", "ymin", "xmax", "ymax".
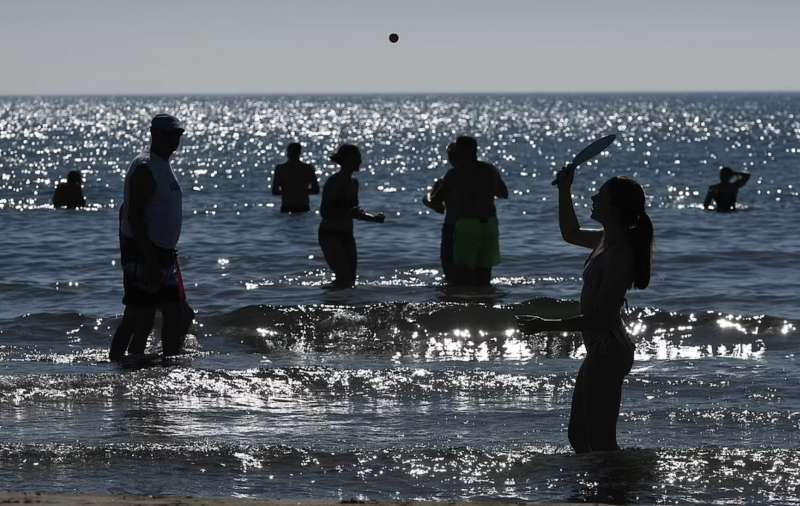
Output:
[{"xmin": 120, "ymin": 153, "xmax": 182, "ymax": 250}]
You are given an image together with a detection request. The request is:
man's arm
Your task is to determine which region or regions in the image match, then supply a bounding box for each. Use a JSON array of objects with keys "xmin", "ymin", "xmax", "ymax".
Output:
[
  {"xmin": 354, "ymin": 208, "xmax": 385, "ymax": 223},
  {"xmin": 308, "ymin": 166, "xmax": 320, "ymax": 195},
  {"xmin": 127, "ymin": 164, "xmax": 158, "ymax": 269},
  {"xmin": 494, "ymin": 169, "xmax": 509, "ymax": 199},
  {"xmin": 733, "ymin": 171, "xmax": 751, "ymax": 188},
  {"xmin": 271, "ymin": 167, "xmax": 282, "ymax": 195},
  {"xmin": 52, "ymin": 185, "xmax": 65, "ymax": 207},
  {"xmin": 350, "ymin": 179, "xmax": 384, "ymax": 223},
  {"xmin": 428, "ymin": 172, "xmax": 449, "ymax": 210},
  {"xmin": 423, "ymin": 178, "xmax": 445, "ymax": 213},
  {"xmin": 703, "ymin": 186, "xmax": 716, "ymax": 209}
]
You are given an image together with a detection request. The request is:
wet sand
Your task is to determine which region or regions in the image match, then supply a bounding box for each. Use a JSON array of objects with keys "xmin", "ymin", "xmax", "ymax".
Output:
[{"xmin": 0, "ymin": 493, "xmax": 620, "ymax": 506}]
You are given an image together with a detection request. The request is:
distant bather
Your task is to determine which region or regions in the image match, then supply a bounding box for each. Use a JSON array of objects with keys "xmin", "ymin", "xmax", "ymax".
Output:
[
  {"xmin": 704, "ymin": 166, "xmax": 750, "ymax": 212},
  {"xmin": 271, "ymin": 142, "xmax": 320, "ymax": 213},
  {"xmin": 52, "ymin": 170, "xmax": 86, "ymax": 209}
]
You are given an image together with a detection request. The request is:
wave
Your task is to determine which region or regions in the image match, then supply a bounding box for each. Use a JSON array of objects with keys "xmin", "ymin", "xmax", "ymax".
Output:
[
  {"xmin": 203, "ymin": 299, "xmax": 799, "ymax": 357},
  {"xmin": 1, "ymin": 299, "xmax": 796, "ymax": 360},
  {"xmin": 1, "ymin": 442, "xmax": 799, "ymax": 504},
  {"xmin": 0, "ymin": 366, "xmax": 577, "ymax": 403}
]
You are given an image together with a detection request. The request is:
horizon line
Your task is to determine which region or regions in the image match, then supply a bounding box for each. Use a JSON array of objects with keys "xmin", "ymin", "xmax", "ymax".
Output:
[{"xmin": 2, "ymin": 89, "xmax": 800, "ymax": 98}]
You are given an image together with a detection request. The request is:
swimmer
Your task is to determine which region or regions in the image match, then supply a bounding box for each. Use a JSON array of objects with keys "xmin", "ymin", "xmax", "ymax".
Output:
[
  {"xmin": 271, "ymin": 142, "xmax": 320, "ymax": 213},
  {"xmin": 318, "ymin": 144, "xmax": 384, "ymax": 289},
  {"xmin": 704, "ymin": 166, "xmax": 751, "ymax": 212},
  {"xmin": 52, "ymin": 170, "xmax": 86, "ymax": 209}
]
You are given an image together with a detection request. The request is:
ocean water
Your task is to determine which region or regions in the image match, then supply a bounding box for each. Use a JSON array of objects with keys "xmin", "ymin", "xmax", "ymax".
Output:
[{"xmin": 0, "ymin": 94, "xmax": 799, "ymax": 504}]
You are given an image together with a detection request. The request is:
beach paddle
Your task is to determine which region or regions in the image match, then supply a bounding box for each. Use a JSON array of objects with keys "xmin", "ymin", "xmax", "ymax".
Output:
[{"xmin": 551, "ymin": 134, "xmax": 616, "ymax": 186}]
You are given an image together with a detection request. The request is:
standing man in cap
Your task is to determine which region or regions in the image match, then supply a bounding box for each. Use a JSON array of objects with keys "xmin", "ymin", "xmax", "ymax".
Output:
[
  {"xmin": 271, "ymin": 142, "xmax": 320, "ymax": 213},
  {"xmin": 109, "ymin": 113, "xmax": 191, "ymax": 362}
]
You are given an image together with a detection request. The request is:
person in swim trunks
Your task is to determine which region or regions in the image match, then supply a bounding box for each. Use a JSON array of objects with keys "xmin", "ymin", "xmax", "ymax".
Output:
[
  {"xmin": 109, "ymin": 114, "xmax": 190, "ymax": 362},
  {"xmin": 318, "ymin": 144, "xmax": 384, "ymax": 289},
  {"xmin": 428, "ymin": 136, "xmax": 508, "ymax": 286},
  {"xmin": 517, "ymin": 165, "xmax": 654, "ymax": 453}
]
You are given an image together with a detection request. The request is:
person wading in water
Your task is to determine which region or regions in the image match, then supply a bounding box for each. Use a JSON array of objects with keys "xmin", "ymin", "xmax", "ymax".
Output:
[{"xmin": 518, "ymin": 165, "xmax": 654, "ymax": 452}]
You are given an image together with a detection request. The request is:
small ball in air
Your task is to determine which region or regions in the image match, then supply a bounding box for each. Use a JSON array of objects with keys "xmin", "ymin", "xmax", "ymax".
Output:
[{"xmin": 389, "ymin": 33, "xmax": 399, "ymax": 43}]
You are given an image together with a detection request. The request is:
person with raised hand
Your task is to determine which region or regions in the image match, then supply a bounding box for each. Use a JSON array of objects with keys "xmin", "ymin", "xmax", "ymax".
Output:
[
  {"xmin": 517, "ymin": 165, "xmax": 654, "ymax": 453},
  {"xmin": 704, "ymin": 165, "xmax": 751, "ymax": 212}
]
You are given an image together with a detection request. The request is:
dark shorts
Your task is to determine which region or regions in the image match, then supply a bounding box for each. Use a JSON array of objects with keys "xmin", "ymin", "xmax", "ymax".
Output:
[{"xmin": 120, "ymin": 235, "xmax": 180, "ymax": 307}]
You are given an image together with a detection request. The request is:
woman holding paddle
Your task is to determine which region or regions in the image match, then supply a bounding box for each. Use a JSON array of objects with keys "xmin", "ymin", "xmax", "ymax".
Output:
[{"xmin": 517, "ymin": 163, "xmax": 653, "ymax": 453}]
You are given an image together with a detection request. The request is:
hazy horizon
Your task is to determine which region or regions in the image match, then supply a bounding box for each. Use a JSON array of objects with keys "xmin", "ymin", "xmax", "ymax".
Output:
[
  {"xmin": 3, "ymin": 90, "xmax": 800, "ymax": 98},
  {"xmin": 2, "ymin": 0, "xmax": 799, "ymax": 95}
]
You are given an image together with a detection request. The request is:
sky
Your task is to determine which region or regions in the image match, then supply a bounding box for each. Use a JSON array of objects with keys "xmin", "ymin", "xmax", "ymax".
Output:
[{"xmin": 1, "ymin": 0, "xmax": 799, "ymax": 94}]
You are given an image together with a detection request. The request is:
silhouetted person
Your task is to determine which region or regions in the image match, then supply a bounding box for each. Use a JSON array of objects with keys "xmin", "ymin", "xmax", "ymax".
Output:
[
  {"xmin": 272, "ymin": 142, "xmax": 320, "ymax": 213},
  {"xmin": 704, "ymin": 166, "xmax": 750, "ymax": 212},
  {"xmin": 428, "ymin": 136, "xmax": 508, "ymax": 286},
  {"xmin": 52, "ymin": 170, "xmax": 86, "ymax": 209},
  {"xmin": 109, "ymin": 114, "xmax": 190, "ymax": 362},
  {"xmin": 319, "ymin": 144, "xmax": 384, "ymax": 289},
  {"xmin": 423, "ymin": 143, "xmax": 458, "ymax": 283},
  {"xmin": 518, "ymin": 165, "xmax": 654, "ymax": 453}
]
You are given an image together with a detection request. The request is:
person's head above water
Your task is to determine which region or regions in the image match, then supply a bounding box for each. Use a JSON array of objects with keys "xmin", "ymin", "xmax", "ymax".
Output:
[
  {"xmin": 66, "ymin": 170, "xmax": 82, "ymax": 185},
  {"xmin": 149, "ymin": 114, "xmax": 184, "ymax": 159},
  {"xmin": 330, "ymin": 144, "xmax": 362, "ymax": 172},
  {"xmin": 720, "ymin": 166, "xmax": 734, "ymax": 183},
  {"xmin": 455, "ymin": 136, "xmax": 478, "ymax": 162},
  {"xmin": 287, "ymin": 142, "xmax": 302, "ymax": 161},
  {"xmin": 591, "ymin": 176, "xmax": 653, "ymax": 289}
]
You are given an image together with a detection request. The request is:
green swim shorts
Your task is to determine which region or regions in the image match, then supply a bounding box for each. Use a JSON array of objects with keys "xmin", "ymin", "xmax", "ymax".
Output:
[{"xmin": 453, "ymin": 217, "xmax": 501, "ymax": 269}]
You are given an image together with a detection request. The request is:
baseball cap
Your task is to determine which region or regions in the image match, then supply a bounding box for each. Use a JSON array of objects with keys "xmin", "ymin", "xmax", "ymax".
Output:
[
  {"xmin": 330, "ymin": 144, "xmax": 361, "ymax": 164},
  {"xmin": 150, "ymin": 113, "xmax": 185, "ymax": 133}
]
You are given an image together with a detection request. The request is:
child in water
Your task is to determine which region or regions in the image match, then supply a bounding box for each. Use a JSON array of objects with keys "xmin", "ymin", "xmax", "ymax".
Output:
[
  {"xmin": 318, "ymin": 144, "xmax": 384, "ymax": 288},
  {"xmin": 517, "ymin": 165, "xmax": 654, "ymax": 453}
]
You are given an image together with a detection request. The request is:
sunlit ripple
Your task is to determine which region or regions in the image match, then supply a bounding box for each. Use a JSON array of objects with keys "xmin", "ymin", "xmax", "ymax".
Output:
[
  {"xmin": 2, "ymin": 441, "xmax": 800, "ymax": 503},
  {"xmin": 2, "ymin": 95, "xmax": 798, "ymax": 211},
  {"xmin": 2, "ymin": 95, "xmax": 800, "ymax": 503}
]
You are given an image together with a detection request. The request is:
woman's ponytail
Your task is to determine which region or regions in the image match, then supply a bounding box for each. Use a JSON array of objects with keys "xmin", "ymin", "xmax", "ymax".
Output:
[
  {"xmin": 630, "ymin": 211, "xmax": 653, "ymax": 289},
  {"xmin": 607, "ymin": 176, "xmax": 654, "ymax": 289}
]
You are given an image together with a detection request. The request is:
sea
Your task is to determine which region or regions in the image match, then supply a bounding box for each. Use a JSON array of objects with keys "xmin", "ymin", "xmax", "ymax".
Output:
[{"xmin": 0, "ymin": 94, "xmax": 799, "ymax": 504}]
